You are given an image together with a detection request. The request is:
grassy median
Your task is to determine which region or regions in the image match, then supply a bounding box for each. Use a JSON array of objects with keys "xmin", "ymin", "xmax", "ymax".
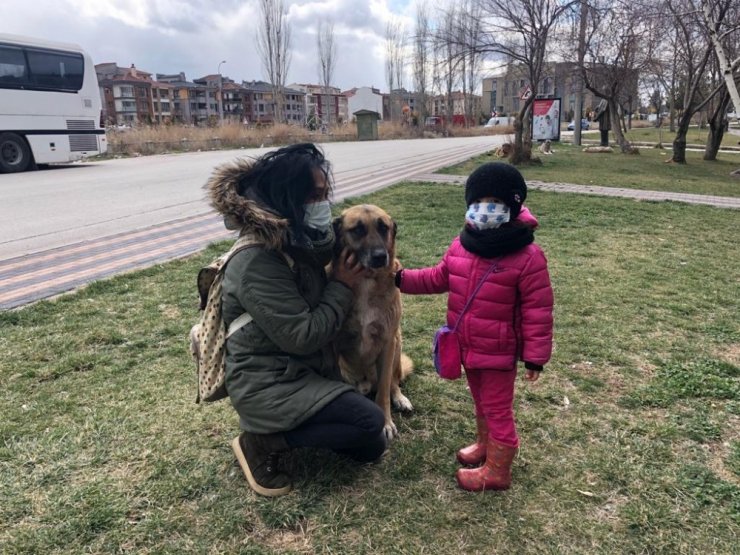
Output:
[
  {"xmin": 1, "ymin": 183, "xmax": 738, "ymax": 554},
  {"xmin": 442, "ymin": 142, "xmax": 740, "ymax": 198}
]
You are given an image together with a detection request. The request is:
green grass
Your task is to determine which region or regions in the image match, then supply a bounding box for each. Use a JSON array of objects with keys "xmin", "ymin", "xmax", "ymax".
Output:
[
  {"xmin": 614, "ymin": 125, "xmax": 740, "ymax": 149},
  {"xmin": 2, "ymin": 184, "xmax": 739, "ymax": 554},
  {"xmin": 440, "ymin": 143, "xmax": 740, "ymax": 197}
]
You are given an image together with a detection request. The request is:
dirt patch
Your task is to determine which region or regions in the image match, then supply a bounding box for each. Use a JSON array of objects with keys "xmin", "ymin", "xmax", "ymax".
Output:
[
  {"xmin": 705, "ymin": 433, "xmax": 739, "ymax": 486},
  {"xmin": 260, "ymin": 527, "xmax": 315, "ymax": 554},
  {"xmin": 714, "ymin": 343, "xmax": 740, "ymax": 366}
]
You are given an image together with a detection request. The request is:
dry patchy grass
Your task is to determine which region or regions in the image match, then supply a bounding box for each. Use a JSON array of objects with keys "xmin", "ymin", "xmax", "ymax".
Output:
[{"xmin": 1, "ymin": 184, "xmax": 738, "ymax": 554}]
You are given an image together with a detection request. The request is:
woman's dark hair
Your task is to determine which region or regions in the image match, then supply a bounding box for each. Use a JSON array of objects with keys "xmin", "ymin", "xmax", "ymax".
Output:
[{"xmin": 236, "ymin": 143, "xmax": 332, "ymax": 233}]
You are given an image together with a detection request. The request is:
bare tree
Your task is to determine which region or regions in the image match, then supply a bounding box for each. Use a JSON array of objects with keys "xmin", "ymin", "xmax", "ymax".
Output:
[
  {"xmin": 385, "ymin": 19, "xmax": 407, "ymax": 122},
  {"xmin": 579, "ymin": 0, "xmax": 656, "ymax": 153},
  {"xmin": 665, "ymin": 0, "xmax": 724, "ymax": 163},
  {"xmin": 436, "ymin": 4, "xmax": 461, "ymax": 126},
  {"xmin": 413, "ymin": 3, "xmax": 431, "ymax": 128},
  {"xmin": 458, "ymin": 0, "xmax": 483, "ymax": 127},
  {"xmin": 256, "ymin": 0, "xmax": 292, "ymax": 124},
  {"xmin": 701, "ymin": 0, "xmax": 739, "ymax": 159},
  {"xmin": 704, "ymin": 83, "xmax": 733, "ymax": 160},
  {"xmin": 702, "ymin": 0, "xmax": 740, "ymax": 118},
  {"xmin": 317, "ymin": 19, "xmax": 337, "ymax": 126},
  {"xmin": 453, "ymin": 0, "xmax": 577, "ymax": 164},
  {"xmin": 572, "ymin": 0, "xmax": 589, "ymax": 145}
]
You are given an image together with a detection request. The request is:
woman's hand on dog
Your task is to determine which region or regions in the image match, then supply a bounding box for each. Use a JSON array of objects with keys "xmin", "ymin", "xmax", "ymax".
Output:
[{"xmin": 333, "ymin": 248, "xmax": 364, "ymax": 288}]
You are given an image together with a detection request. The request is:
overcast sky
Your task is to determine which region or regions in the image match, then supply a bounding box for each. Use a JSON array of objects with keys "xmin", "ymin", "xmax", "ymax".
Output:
[{"xmin": 2, "ymin": 0, "xmax": 447, "ymax": 92}]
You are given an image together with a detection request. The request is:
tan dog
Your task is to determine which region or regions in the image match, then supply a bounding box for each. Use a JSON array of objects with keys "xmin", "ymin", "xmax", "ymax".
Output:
[
  {"xmin": 331, "ymin": 204, "xmax": 413, "ymax": 440},
  {"xmin": 495, "ymin": 143, "xmax": 512, "ymax": 158},
  {"xmin": 538, "ymin": 139, "xmax": 553, "ymax": 155}
]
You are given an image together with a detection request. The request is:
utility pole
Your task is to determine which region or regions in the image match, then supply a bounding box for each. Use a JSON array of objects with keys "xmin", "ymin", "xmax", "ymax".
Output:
[{"xmin": 218, "ymin": 60, "xmax": 226, "ymax": 125}]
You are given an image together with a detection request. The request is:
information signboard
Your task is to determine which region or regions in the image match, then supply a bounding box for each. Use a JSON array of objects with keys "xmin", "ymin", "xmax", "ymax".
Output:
[{"xmin": 532, "ymin": 98, "xmax": 561, "ymax": 142}]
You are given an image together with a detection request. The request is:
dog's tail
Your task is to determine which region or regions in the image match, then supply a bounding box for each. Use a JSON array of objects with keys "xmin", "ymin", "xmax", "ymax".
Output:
[{"xmin": 400, "ymin": 353, "xmax": 414, "ymax": 380}]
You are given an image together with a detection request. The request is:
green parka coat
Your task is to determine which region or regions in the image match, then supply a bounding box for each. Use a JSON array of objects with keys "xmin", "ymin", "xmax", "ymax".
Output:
[{"xmin": 206, "ymin": 160, "xmax": 354, "ymax": 434}]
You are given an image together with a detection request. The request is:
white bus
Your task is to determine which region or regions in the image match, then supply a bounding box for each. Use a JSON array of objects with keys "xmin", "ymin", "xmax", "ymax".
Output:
[{"xmin": 0, "ymin": 34, "xmax": 107, "ymax": 173}]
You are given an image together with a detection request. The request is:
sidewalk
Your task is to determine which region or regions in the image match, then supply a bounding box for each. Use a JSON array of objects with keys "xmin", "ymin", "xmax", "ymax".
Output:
[{"xmin": 408, "ymin": 173, "xmax": 740, "ymax": 209}]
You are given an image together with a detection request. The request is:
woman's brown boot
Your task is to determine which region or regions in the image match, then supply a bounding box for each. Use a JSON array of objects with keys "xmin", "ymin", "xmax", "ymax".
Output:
[
  {"xmin": 456, "ymin": 415, "xmax": 489, "ymax": 466},
  {"xmin": 456, "ymin": 437, "xmax": 517, "ymax": 491},
  {"xmin": 232, "ymin": 432, "xmax": 292, "ymax": 497}
]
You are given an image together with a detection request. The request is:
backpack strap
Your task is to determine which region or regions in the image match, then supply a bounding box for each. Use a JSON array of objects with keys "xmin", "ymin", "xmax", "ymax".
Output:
[
  {"xmin": 219, "ymin": 236, "xmax": 295, "ymax": 339},
  {"xmin": 227, "ymin": 312, "xmax": 253, "ymax": 338}
]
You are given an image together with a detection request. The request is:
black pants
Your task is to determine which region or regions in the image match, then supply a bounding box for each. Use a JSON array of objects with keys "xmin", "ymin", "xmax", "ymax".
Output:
[{"xmin": 285, "ymin": 391, "xmax": 387, "ymax": 463}]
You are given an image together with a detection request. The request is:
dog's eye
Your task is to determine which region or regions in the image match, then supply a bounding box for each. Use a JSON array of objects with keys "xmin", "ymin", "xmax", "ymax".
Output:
[
  {"xmin": 350, "ymin": 223, "xmax": 366, "ymax": 237},
  {"xmin": 376, "ymin": 220, "xmax": 388, "ymax": 237}
]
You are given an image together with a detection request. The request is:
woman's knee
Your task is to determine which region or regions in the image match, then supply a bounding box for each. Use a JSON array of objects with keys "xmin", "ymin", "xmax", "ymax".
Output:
[
  {"xmin": 337, "ymin": 432, "xmax": 387, "ymax": 463},
  {"xmin": 361, "ymin": 401, "xmax": 385, "ymax": 437}
]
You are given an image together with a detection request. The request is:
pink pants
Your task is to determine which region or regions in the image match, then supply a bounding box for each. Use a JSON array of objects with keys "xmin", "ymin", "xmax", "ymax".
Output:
[{"xmin": 465, "ymin": 368, "xmax": 519, "ymax": 448}]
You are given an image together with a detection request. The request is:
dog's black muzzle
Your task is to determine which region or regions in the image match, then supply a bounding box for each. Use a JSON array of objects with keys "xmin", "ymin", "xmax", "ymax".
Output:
[{"xmin": 366, "ymin": 248, "xmax": 389, "ymax": 269}]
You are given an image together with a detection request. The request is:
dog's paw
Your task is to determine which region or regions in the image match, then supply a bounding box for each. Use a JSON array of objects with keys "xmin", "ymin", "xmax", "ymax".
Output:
[
  {"xmin": 392, "ymin": 393, "xmax": 413, "ymax": 412},
  {"xmin": 383, "ymin": 420, "xmax": 398, "ymax": 440}
]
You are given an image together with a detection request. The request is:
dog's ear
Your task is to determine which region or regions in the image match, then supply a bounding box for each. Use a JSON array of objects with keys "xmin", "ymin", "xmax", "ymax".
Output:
[{"xmin": 332, "ymin": 215, "xmax": 344, "ymax": 256}]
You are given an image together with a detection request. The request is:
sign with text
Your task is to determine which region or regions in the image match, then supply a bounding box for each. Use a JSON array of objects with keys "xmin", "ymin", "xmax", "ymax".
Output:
[{"xmin": 532, "ymin": 98, "xmax": 561, "ymax": 142}]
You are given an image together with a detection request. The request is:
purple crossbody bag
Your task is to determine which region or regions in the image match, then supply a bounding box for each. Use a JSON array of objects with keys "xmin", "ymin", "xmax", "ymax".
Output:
[{"xmin": 433, "ymin": 261, "xmax": 499, "ymax": 380}]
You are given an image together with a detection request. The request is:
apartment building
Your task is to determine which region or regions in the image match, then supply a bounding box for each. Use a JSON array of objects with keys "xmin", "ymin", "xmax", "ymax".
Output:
[
  {"xmin": 96, "ymin": 63, "xmax": 155, "ymax": 125},
  {"xmin": 221, "ymin": 81, "xmax": 248, "ymax": 123},
  {"xmin": 155, "ymin": 72, "xmax": 197, "ymax": 124},
  {"xmin": 382, "ymin": 88, "xmax": 419, "ymax": 122},
  {"xmin": 289, "ymin": 83, "xmax": 348, "ymax": 125},
  {"xmin": 242, "ymin": 81, "xmax": 307, "ymax": 125},
  {"xmin": 428, "ymin": 91, "xmax": 483, "ymax": 124},
  {"xmin": 481, "ymin": 62, "xmax": 636, "ymax": 122}
]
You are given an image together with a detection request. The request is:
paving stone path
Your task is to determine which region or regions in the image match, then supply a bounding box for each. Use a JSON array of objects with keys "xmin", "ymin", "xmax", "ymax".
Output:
[{"xmin": 408, "ymin": 173, "xmax": 740, "ymax": 209}]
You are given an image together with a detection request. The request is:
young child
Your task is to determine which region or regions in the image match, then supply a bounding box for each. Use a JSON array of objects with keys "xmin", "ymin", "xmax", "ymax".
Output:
[{"xmin": 395, "ymin": 162, "xmax": 553, "ymax": 491}]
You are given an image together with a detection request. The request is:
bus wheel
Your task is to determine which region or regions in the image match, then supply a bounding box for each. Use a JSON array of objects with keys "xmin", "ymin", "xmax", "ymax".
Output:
[{"xmin": 0, "ymin": 133, "xmax": 32, "ymax": 173}]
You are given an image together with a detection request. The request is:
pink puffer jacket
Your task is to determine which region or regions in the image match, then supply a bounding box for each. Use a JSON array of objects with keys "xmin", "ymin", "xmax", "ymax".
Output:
[{"xmin": 400, "ymin": 210, "xmax": 553, "ymax": 371}]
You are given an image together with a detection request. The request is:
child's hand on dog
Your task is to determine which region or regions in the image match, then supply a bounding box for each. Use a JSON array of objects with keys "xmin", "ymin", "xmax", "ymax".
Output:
[{"xmin": 334, "ymin": 248, "xmax": 364, "ymax": 288}]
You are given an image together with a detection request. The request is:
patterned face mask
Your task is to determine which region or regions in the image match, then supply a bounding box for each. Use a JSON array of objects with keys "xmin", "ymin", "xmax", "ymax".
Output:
[{"xmin": 465, "ymin": 202, "xmax": 511, "ymax": 230}]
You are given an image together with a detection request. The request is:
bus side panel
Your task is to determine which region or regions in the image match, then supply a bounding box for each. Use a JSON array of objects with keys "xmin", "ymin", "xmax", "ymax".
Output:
[{"xmin": 25, "ymin": 135, "xmax": 84, "ymax": 163}]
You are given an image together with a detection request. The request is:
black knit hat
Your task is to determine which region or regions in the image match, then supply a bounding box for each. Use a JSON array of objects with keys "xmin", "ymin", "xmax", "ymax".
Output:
[{"xmin": 465, "ymin": 162, "xmax": 527, "ymax": 219}]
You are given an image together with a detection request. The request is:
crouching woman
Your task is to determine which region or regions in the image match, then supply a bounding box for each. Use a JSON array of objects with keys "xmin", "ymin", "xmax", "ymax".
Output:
[{"xmin": 206, "ymin": 143, "xmax": 385, "ymax": 497}]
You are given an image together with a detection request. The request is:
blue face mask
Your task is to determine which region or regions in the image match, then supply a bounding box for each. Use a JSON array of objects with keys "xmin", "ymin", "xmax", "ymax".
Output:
[
  {"xmin": 303, "ymin": 200, "xmax": 332, "ymax": 231},
  {"xmin": 465, "ymin": 202, "xmax": 511, "ymax": 230}
]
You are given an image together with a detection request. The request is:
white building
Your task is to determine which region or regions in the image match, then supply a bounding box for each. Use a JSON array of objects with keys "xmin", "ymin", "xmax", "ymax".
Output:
[{"xmin": 345, "ymin": 86, "xmax": 384, "ymax": 121}]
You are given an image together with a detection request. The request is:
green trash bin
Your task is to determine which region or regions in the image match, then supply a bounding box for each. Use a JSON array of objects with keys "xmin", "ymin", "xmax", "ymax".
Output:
[{"xmin": 354, "ymin": 109, "xmax": 380, "ymax": 141}]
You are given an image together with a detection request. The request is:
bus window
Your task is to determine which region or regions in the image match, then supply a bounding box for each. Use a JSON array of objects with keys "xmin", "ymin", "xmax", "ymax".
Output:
[
  {"xmin": 26, "ymin": 49, "xmax": 84, "ymax": 91},
  {"xmin": 0, "ymin": 45, "xmax": 27, "ymax": 88}
]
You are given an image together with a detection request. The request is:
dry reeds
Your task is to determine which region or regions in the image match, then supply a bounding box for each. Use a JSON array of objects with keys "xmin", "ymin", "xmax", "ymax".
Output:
[{"xmin": 105, "ymin": 121, "xmax": 511, "ymax": 157}]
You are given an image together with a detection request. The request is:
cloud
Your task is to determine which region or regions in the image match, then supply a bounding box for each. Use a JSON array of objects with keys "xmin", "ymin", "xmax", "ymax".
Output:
[{"xmin": 1, "ymin": 0, "xmax": 456, "ymax": 92}]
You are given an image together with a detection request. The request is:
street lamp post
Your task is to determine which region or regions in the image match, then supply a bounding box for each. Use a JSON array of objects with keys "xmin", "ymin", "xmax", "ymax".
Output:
[{"xmin": 218, "ymin": 60, "xmax": 226, "ymax": 125}]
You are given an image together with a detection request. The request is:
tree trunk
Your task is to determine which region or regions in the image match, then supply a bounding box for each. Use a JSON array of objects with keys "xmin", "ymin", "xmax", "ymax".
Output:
[
  {"xmin": 704, "ymin": 120, "xmax": 725, "ymax": 161},
  {"xmin": 672, "ymin": 128, "xmax": 688, "ymax": 163},
  {"xmin": 671, "ymin": 110, "xmax": 695, "ymax": 163},
  {"xmin": 704, "ymin": 91, "xmax": 731, "ymax": 161},
  {"xmin": 510, "ymin": 102, "xmax": 533, "ymax": 165},
  {"xmin": 608, "ymin": 99, "xmax": 636, "ymax": 154}
]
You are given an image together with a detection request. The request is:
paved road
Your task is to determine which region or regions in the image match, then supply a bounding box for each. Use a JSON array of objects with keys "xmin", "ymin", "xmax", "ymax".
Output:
[{"xmin": 0, "ymin": 136, "xmax": 506, "ymax": 308}]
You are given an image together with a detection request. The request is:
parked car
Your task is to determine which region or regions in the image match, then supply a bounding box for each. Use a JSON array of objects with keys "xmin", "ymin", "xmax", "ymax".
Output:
[
  {"xmin": 567, "ymin": 119, "xmax": 590, "ymax": 131},
  {"xmin": 484, "ymin": 116, "xmax": 512, "ymax": 127}
]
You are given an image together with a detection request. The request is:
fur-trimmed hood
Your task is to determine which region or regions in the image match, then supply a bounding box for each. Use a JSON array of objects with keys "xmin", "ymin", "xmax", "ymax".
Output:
[{"xmin": 205, "ymin": 158, "xmax": 288, "ymax": 249}]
